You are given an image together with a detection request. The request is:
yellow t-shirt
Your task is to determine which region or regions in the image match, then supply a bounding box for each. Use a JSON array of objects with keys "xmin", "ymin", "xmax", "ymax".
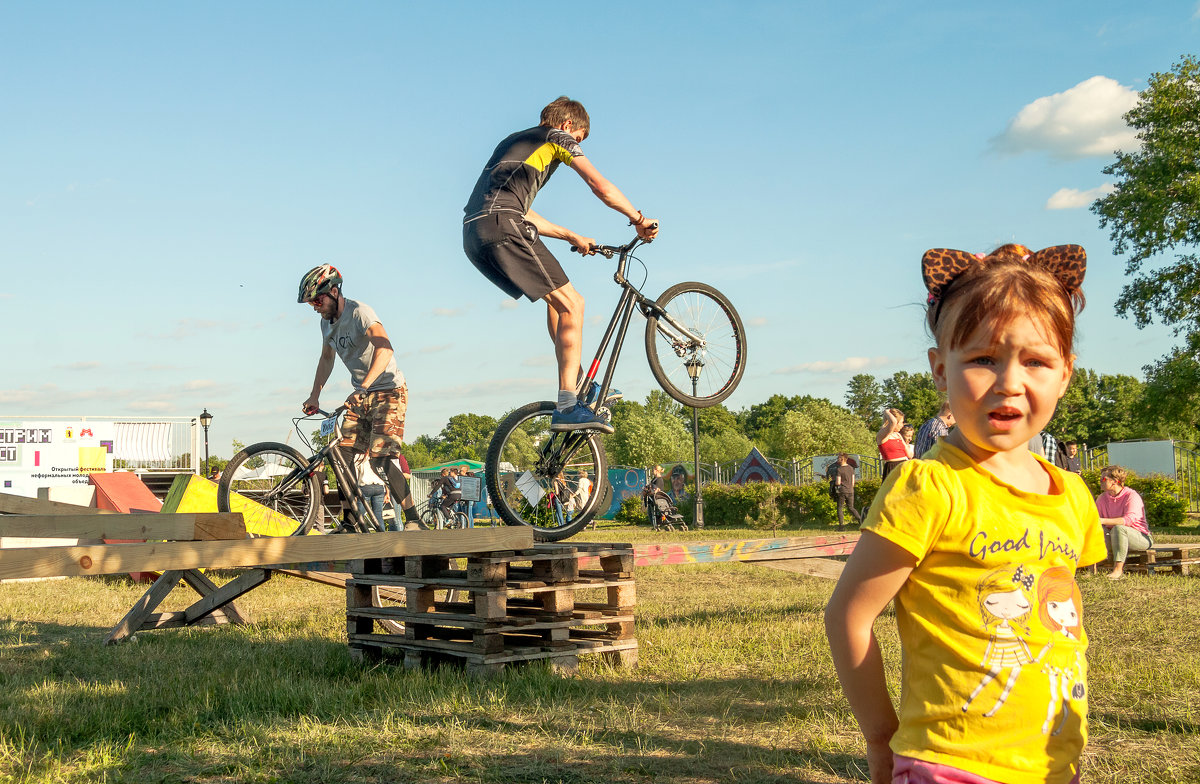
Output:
[{"xmin": 864, "ymin": 441, "xmax": 1107, "ymax": 784}]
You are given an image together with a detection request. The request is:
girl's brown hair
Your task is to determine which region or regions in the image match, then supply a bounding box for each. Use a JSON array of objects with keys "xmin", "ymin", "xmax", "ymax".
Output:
[{"xmin": 927, "ymin": 244, "xmax": 1085, "ymax": 355}]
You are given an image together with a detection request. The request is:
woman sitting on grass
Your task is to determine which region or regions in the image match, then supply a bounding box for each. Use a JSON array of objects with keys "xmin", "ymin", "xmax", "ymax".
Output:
[{"xmin": 1095, "ymin": 464, "xmax": 1152, "ymax": 580}]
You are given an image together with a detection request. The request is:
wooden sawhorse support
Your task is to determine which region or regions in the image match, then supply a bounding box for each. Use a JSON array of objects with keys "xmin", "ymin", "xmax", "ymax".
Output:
[{"xmin": 105, "ymin": 567, "xmax": 272, "ymax": 644}]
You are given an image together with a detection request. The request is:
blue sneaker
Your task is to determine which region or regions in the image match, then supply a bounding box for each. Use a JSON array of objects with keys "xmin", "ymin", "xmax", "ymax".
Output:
[
  {"xmin": 582, "ymin": 381, "xmax": 623, "ymax": 408},
  {"xmin": 550, "ymin": 402, "xmax": 615, "ymax": 434}
]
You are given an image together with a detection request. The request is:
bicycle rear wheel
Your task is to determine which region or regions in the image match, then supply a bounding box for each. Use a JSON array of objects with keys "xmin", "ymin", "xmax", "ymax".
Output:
[
  {"xmin": 485, "ymin": 401, "xmax": 607, "ymax": 541},
  {"xmin": 217, "ymin": 442, "xmax": 322, "ymax": 536},
  {"xmin": 645, "ymin": 281, "xmax": 746, "ymax": 408}
]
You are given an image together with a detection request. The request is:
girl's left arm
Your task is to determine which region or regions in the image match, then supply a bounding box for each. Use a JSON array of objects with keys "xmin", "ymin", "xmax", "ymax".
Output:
[{"xmin": 825, "ymin": 531, "xmax": 916, "ymax": 784}]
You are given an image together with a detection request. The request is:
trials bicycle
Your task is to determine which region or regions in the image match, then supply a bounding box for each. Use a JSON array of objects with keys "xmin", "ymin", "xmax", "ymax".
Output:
[
  {"xmin": 216, "ymin": 406, "xmax": 390, "ymax": 536},
  {"xmin": 485, "ymin": 233, "xmax": 747, "ymax": 541}
]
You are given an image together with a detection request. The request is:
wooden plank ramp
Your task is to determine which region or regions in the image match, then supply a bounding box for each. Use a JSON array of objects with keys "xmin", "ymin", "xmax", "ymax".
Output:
[
  {"xmin": 577, "ymin": 534, "xmax": 858, "ymax": 579},
  {"xmin": 0, "ymin": 527, "xmax": 533, "ymax": 581}
]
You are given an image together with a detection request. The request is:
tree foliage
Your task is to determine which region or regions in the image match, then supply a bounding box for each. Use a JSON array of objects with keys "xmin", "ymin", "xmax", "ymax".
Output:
[
  {"xmin": 605, "ymin": 398, "xmax": 692, "ymax": 467},
  {"xmin": 1046, "ymin": 367, "xmax": 1149, "ymax": 446},
  {"xmin": 763, "ymin": 398, "xmax": 876, "ymax": 459},
  {"xmin": 1093, "ymin": 54, "xmax": 1200, "ymax": 334},
  {"xmin": 1140, "ymin": 346, "xmax": 1200, "ymax": 441},
  {"xmin": 844, "ymin": 373, "xmax": 887, "ymax": 432},
  {"xmin": 881, "ymin": 371, "xmax": 941, "ymax": 427}
]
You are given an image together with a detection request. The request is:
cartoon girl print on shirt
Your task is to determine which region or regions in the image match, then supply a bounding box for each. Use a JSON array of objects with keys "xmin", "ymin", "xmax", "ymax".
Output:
[
  {"xmin": 1033, "ymin": 566, "xmax": 1086, "ymax": 735},
  {"xmin": 963, "ymin": 563, "xmax": 1036, "ymax": 717}
]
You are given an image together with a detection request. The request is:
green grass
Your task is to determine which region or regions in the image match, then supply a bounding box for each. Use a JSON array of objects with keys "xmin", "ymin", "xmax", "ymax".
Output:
[{"xmin": 2, "ymin": 536, "xmax": 1200, "ymax": 782}]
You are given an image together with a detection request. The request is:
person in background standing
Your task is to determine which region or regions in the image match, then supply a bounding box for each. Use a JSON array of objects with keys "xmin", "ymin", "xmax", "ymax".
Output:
[
  {"xmin": 832, "ymin": 453, "xmax": 862, "ymax": 531},
  {"xmin": 914, "ymin": 402, "xmax": 954, "ymax": 458},
  {"xmin": 1055, "ymin": 441, "xmax": 1082, "ymax": 474},
  {"xmin": 877, "ymin": 408, "xmax": 910, "ymax": 479}
]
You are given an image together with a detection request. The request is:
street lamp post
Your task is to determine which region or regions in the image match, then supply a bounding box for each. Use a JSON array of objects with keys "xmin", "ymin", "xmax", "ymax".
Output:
[
  {"xmin": 684, "ymin": 359, "xmax": 705, "ymax": 529},
  {"xmin": 199, "ymin": 409, "xmax": 213, "ymax": 478}
]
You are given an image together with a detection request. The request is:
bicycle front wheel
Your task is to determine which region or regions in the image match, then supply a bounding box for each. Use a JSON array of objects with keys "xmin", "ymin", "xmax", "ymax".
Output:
[
  {"xmin": 645, "ymin": 281, "xmax": 747, "ymax": 408},
  {"xmin": 217, "ymin": 442, "xmax": 322, "ymax": 536},
  {"xmin": 485, "ymin": 401, "xmax": 607, "ymax": 542}
]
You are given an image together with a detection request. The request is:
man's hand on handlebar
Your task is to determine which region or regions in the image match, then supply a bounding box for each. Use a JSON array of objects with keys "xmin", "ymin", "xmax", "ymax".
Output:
[
  {"xmin": 635, "ymin": 219, "xmax": 659, "ymax": 242},
  {"xmin": 568, "ymin": 232, "xmax": 597, "ymax": 255},
  {"xmin": 302, "ymin": 395, "xmax": 320, "ymax": 416}
]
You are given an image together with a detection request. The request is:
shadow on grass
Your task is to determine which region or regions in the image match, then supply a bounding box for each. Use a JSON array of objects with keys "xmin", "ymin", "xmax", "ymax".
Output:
[{"xmin": 0, "ymin": 620, "xmax": 870, "ymax": 783}]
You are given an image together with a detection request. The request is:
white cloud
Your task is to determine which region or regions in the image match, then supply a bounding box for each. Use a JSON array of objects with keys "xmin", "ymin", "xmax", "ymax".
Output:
[
  {"xmin": 499, "ymin": 300, "xmax": 519, "ymax": 310},
  {"xmin": 420, "ymin": 344, "xmax": 453, "ymax": 354},
  {"xmin": 521, "ymin": 355, "xmax": 556, "ymax": 367},
  {"xmin": 1194, "ymin": 2, "xmax": 1200, "ymax": 20},
  {"xmin": 0, "ymin": 293, "xmax": 12, "ymax": 300},
  {"xmin": 58, "ymin": 361, "xmax": 102, "ymax": 371},
  {"xmin": 990, "ymin": 76, "xmax": 1139, "ymax": 159},
  {"xmin": 1045, "ymin": 183, "xmax": 1116, "ymax": 210},
  {"xmin": 128, "ymin": 400, "xmax": 173, "ymax": 412},
  {"xmin": 772, "ymin": 356, "xmax": 899, "ymax": 375},
  {"xmin": 748, "ymin": 317, "xmax": 768, "ymax": 328}
]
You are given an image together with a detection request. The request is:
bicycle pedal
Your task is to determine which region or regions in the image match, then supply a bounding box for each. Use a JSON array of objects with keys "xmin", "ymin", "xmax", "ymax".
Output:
[{"xmin": 596, "ymin": 406, "xmax": 612, "ymax": 424}]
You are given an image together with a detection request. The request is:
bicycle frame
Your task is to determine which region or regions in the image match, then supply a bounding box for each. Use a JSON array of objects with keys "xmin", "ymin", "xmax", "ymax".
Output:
[
  {"xmin": 575, "ymin": 237, "xmax": 708, "ymax": 412},
  {"xmin": 283, "ymin": 408, "xmax": 384, "ymax": 533}
]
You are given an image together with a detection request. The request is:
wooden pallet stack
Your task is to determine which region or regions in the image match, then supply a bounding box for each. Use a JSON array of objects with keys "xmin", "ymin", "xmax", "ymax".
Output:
[
  {"xmin": 346, "ymin": 542, "xmax": 636, "ymax": 675},
  {"xmin": 1121, "ymin": 543, "xmax": 1200, "ymax": 576}
]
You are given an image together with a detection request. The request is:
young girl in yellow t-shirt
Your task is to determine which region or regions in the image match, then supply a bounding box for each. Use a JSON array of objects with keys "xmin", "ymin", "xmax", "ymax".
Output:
[{"xmin": 825, "ymin": 244, "xmax": 1108, "ymax": 784}]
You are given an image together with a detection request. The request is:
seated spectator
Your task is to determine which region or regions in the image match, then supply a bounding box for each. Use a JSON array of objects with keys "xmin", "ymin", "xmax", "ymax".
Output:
[{"xmin": 1095, "ymin": 465, "xmax": 1152, "ymax": 580}]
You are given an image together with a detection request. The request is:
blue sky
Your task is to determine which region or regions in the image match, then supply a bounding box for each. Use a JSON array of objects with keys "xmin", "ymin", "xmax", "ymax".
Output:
[{"xmin": 2, "ymin": 1, "xmax": 1197, "ymax": 458}]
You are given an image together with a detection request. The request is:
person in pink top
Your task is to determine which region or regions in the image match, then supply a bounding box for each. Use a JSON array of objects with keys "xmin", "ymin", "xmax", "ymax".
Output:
[{"xmin": 1095, "ymin": 465, "xmax": 1152, "ymax": 580}]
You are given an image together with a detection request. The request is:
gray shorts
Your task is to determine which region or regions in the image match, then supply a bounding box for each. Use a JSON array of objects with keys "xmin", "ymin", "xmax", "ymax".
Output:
[{"xmin": 463, "ymin": 213, "xmax": 569, "ymax": 301}]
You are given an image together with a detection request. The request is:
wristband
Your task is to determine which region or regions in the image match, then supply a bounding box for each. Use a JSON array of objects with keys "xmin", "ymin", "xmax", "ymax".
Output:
[{"xmin": 628, "ymin": 210, "xmax": 644, "ymax": 227}]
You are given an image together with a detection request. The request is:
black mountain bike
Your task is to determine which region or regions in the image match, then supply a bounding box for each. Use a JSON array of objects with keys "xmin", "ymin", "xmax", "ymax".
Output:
[
  {"xmin": 216, "ymin": 407, "xmax": 386, "ymax": 536},
  {"xmin": 484, "ymin": 234, "xmax": 747, "ymax": 541}
]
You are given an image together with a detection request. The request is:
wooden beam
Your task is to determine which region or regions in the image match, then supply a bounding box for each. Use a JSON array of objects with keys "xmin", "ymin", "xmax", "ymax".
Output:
[
  {"xmin": 0, "ymin": 527, "xmax": 533, "ymax": 580},
  {"xmin": 588, "ymin": 534, "xmax": 859, "ymax": 568},
  {"xmin": 756, "ymin": 557, "xmax": 845, "ymax": 580},
  {"xmin": 0, "ymin": 492, "xmax": 111, "ymax": 516},
  {"xmin": 0, "ymin": 513, "xmax": 247, "ymax": 542}
]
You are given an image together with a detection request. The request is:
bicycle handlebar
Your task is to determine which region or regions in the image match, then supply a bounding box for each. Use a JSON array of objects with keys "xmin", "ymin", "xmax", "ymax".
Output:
[{"xmin": 570, "ymin": 224, "xmax": 658, "ymax": 258}]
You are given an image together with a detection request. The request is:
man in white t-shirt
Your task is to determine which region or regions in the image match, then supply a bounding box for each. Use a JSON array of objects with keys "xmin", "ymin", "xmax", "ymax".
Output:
[{"xmin": 297, "ymin": 264, "xmax": 422, "ymax": 529}]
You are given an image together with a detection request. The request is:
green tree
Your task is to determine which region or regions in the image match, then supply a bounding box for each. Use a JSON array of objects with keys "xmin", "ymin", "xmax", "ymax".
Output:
[
  {"xmin": 1139, "ymin": 347, "xmax": 1200, "ymax": 441},
  {"xmin": 844, "ymin": 373, "xmax": 887, "ymax": 431},
  {"xmin": 605, "ymin": 399, "xmax": 691, "ymax": 467},
  {"xmin": 1093, "ymin": 55, "xmax": 1200, "ymax": 337},
  {"xmin": 742, "ymin": 394, "xmax": 821, "ymax": 440},
  {"xmin": 435, "ymin": 413, "xmax": 498, "ymax": 461},
  {"xmin": 399, "ymin": 439, "xmax": 438, "ymax": 471},
  {"xmin": 881, "ymin": 371, "xmax": 941, "ymax": 427},
  {"xmin": 696, "ymin": 403, "xmax": 740, "ymax": 437},
  {"xmin": 763, "ymin": 398, "xmax": 876, "ymax": 459},
  {"xmin": 1047, "ymin": 367, "xmax": 1148, "ymax": 446},
  {"xmin": 699, "ymin": 429, "xmax": 756, "ymax": 466}
]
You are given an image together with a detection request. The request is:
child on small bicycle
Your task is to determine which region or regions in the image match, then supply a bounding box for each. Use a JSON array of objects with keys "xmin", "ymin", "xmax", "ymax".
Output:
[
  {"xmin": 824, "ymin": 243, "xmax": 1107, "ymax": 784},
  {"xmin": 462, "ymin": 96, "xmax": 658, "ymax": 434}
]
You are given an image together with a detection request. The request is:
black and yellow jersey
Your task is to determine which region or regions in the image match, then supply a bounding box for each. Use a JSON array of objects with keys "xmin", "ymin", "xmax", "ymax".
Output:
[{"xmin": 463, "ymin": 125, "xmax": 584, "ymax": 223}]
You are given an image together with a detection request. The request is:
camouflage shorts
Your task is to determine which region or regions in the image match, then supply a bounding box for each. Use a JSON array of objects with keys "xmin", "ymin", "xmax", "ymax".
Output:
[{"xmin": 341, "ymin": 385, "xmax": 407, "ymax": 458}]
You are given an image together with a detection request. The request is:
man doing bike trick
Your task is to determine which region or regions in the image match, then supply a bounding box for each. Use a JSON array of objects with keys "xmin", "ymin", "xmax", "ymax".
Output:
[
  {"xmin": 463, "ymin": 96, "xmax": 658, "ymax": 433},
  {"xmin": 298, "ymin": 264, "xmax": 422, "ymax": 529}
]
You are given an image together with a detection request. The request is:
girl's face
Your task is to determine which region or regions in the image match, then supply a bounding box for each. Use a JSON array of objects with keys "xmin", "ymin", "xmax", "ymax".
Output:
[
  {"xmin": 929, "ymin": 314, "xmax": 1072, "ymax": 463},
  {"xmin": 984, "ymin": 588, "xmax": 1031, "ymax": 620},
  {"xmin": 1046, "ymin": 597, "xmax": 1079, "ymax": 631}
]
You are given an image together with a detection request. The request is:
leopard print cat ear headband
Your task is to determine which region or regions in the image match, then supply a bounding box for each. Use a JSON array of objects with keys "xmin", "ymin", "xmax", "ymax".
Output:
[{"xmin": 921, "ymin": 245, "xmax": 1087, "ymax": 305}]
